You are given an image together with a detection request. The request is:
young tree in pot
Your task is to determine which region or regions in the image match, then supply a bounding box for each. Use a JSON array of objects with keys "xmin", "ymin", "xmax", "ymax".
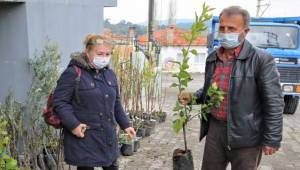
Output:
[
  {"xmin": 171, "ymin": 4, "xmax": 216, "ymax": 170},
  {"xmin": 133, "ymin": 114, "xmax": 146, "ymax": 138},
  {"xmin": 133, "ymin": 136, "xmax": 142, "ymax": 152},
  {"xmin": 155, "ymin": 72, "xmax": 168, "ymax": 123},
  {"xmin": 119, "ymin": 134, "xmax": 134, "ymax": 156}
]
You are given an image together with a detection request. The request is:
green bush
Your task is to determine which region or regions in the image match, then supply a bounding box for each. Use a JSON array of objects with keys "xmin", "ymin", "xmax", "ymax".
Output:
[{"xmin": 0, "ymin": 117, "xmax": 19, "ymax": 170}]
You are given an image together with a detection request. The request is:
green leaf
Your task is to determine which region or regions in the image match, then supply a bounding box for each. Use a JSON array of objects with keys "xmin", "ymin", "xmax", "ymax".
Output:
[
  {"xmin": 172, "ymin": 116, "xmax": 186, "ymax": 133},
  {"xmin": 169, "ymin": 60, "xmax": 181, "ymax": 65},
  {"xmin": 1, "ymin": 154, "xmax": 10, "ymax": 160},
  {"xmin": 191, "ymin": 95, "xmax": 197, "ymax": 105},
  {"xmin": 182, "ymin": 57, "xmax": 189, "ymax": 66},
  {"xmin": 186, "ymin": 105, "xmax": 192, "ymax": 112},
  {"xmin": 181, "ymin": 62, "xmax": 189, "ymax": 70},
  {"xmin": 0, "ymin": 130, "xmax": 8, "ymax": 135},
  {"xmin": 178, "ymin": 71, "xmax": 190, "ymax": 79},
  {"xmin": 182, "ymin": 48, "xmax": 188, "ymax": 57},
  {"xmin": 190, "ymin": 49, "xmax": 198, "ymax": 56},
  {"xmin": 183, "ymin": 33, "xmax": 191, "ymax": 42},
  {"xmin": 5, "ymin": 159, "xmax": 18, "ymax": 170},
  {"xmin": 181, "ymin": 79, "xmax": 188, "ymax": 87},
  {"xmin": 173, "ymin": 101, "xmax": 183, "ymax": 112},
  {"xmin": 192, "ymin": 22, "xmax": 199, "ymax": 32},
  {"xmin": 172, "ymin": 119, "xmax": 183, "ymax": 133},
  {"xmin": 202, "ymin": 2, "xmax": 207, "ymax": 13},
  {"xmin": 0, "ymin": 159, "xmax": 5, "ymax": 168},
  {"xmin": 2, "ymin": 137, "xmax": 9, "ymax": 145},
  {"xmin": 170, "ymin": 83, "xmax": 179, "ymax": 88},
  {"xmin": 179, "ymin": 110, "xmax": 185, "ymax": 117},
  {"xmin": 172, "ymin": 73, "xmax": 178, "ymax": 78},
  {"xmin": 200, "ymin": 82, "xmax": 224, "ymax": 122}
]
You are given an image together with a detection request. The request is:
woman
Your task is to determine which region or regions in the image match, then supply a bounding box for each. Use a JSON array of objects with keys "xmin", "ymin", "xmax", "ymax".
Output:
[{"xmin": 53, "ymin": 34, "xmax": 135, "ymax": 170}]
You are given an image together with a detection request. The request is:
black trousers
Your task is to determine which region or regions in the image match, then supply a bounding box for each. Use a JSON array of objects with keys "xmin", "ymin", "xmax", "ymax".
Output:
[
  {"xmin": 201, "ymin": 117, "xmax": 262, "ymax": 170},
  {"xmin": 77, "ymin": 160, "xmax": 119, "ymax": 170}
]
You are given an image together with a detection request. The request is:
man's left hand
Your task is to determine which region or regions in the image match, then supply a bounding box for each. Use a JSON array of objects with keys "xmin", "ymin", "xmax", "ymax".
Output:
[{"xmin": 263, "ymin": 146, "xmax": 279, "ymax": 155}]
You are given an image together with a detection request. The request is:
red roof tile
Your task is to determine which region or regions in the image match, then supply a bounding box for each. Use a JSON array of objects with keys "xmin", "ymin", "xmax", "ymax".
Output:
[{"xmin": 138, "ymin": 26, "xmax": 207, "ymax": 46}]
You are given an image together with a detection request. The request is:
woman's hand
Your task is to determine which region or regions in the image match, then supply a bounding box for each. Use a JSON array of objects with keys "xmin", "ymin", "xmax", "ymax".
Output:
[
  {"xmin": 72, "ymin": 123, "xmax": 87, "ymax": 138},
  {"xmin": 125, "ymin": 127, "xmax": 136, "ymax": 139}
]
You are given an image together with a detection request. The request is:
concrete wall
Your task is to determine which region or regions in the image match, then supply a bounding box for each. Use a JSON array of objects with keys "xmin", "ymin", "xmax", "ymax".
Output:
[
  {"xmin": 0, "ymin": 2, "xmax": 30, "ymax": 102},
  {"xmin": 25, "ymin": 0, "xmax": 117, "ymax": 65},
  {"xmin": 0, "ymin": 0, "xmax": 117, "ymax": 102},
  {"xmin": 26, "ymin": 0, "xmax": 103, "ymax": 66}
]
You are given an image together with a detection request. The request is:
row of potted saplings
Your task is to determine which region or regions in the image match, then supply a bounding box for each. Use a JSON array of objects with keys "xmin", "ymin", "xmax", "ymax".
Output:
[{"xmin": 118, "ymin": 111, "xmax": 167, "ymax": 156}]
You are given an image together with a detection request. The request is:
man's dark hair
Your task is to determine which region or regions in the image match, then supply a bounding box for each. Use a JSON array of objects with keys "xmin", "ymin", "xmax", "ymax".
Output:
[{"xmin": 219, "ymin": 6, "xmax": 250, "ymax": 28}]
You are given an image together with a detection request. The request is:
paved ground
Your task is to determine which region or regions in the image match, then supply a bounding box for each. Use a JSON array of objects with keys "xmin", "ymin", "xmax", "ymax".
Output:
[{"xmin": 67, "ymin": 73, "xmax": 300, "ymax": 170}]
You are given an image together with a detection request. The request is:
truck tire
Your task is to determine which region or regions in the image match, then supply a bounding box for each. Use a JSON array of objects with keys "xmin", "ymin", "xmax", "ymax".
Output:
[{"xmin": 284, "ymin": 96, "xmax": 299, "ymax": 114}]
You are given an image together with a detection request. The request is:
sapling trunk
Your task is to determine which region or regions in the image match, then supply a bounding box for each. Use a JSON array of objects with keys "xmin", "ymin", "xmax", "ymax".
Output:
[{"xmin": 182, "ymin": 122, "xmax": 188, "ymax": 152}]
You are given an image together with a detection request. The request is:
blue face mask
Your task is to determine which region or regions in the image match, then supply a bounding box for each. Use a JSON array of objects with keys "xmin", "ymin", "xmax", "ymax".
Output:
[{"xmin": 218, "ymin": 32, "xmax": 241, "ymax": 49}]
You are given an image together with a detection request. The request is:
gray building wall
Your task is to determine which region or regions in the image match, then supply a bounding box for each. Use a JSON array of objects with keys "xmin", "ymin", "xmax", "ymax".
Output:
[
  {"xmin": 0, "ymin": 0, "xmax": 117, "ymax": 102},
  {"xmin": 0, "ymin": 2, "xmax": 30, "ymax": 103}
]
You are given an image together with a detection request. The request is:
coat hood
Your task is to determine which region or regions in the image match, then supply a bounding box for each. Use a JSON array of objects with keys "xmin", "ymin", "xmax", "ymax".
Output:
[
  {"xmin": 68, "ymin": 52, "xmax": 110, "ymax": 70},
  {"xmin": 69, "ymin": 52, "xmax": 91, "ymax": 70}
]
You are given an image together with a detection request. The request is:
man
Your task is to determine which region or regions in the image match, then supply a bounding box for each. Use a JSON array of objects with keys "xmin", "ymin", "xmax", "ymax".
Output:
[{"xmin": 178, "ymin": 6, "xmax": 284, "ymax": 170}]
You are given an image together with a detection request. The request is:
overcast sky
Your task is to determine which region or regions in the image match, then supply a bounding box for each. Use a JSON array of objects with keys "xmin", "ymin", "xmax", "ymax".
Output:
[{"xmin": 104, "ymin": 0, "xmax": 300, "ymax": 24}]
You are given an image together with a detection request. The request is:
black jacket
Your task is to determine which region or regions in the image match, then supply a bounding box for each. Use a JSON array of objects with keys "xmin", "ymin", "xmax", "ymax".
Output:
[{"xmin": 196, "ymin": 40, "xmax": 284, "ymax": 149}]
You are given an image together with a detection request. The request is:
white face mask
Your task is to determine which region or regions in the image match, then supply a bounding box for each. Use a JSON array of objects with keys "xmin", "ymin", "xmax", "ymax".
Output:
[
  {"xmin": 92, "ymin": 55, "xmax": 111, "ymax": 69},
  {"xmin": 218, "ymin": 32, "xmax": 242, "ymax": 49}
]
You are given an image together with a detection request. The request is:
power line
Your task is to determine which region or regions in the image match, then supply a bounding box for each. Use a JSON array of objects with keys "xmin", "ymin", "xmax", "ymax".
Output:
[{"xmin": 256, "ymin": 0, "xmax": 271, "ymax": 17}]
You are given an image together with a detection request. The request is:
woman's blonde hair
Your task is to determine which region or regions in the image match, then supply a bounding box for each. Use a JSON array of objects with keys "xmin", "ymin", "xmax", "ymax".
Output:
[{"xmin": 83, "ymin": 34, "xmax": 113, "ymax": 52}]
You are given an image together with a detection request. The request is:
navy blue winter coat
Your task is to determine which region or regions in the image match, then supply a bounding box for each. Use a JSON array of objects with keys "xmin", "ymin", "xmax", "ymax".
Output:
[{"xmin": 53, "ymin": 52, "xmax": 130, "ymax": 167}]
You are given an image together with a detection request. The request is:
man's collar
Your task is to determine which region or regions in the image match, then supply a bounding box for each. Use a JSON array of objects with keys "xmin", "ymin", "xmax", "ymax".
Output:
[
  {"xmin": 216, "ymin": 43, "xmax": 244, "ymax": 60},
  {"xmin": 207, "ymin": 40, "xmax": 253, "ymax": 62}
]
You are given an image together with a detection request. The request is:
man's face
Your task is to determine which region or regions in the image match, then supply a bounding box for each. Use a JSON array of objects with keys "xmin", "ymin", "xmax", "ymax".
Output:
[
  {"xmin": 219, "ymin": 14, "xmax": 247, "ymax": 34},
  {"xmin": 219, "ymin": 14, "xmax": 250, "ymax": 46}
]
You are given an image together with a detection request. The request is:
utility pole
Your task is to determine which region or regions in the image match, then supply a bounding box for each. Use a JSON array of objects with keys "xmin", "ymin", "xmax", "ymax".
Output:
[
  {"xmin": 256, "ymin": 0, "xmax": 261, "ymax": 17},
  {"xmin": 256, "ymin": 0, "xmax": 271, "ymax": 17},
  {"xmin": 134, "ymin": 0, "xmax": 161, "ymax": 63},
  {"xmin": 168, "ymin": 0, "xmax": 177, "ymax": 26},
  {"xmin": 148, "ymin": 0, "xmax": 154, "ymax": 43}
]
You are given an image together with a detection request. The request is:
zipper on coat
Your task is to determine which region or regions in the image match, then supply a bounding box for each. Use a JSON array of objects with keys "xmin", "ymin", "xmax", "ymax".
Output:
[{"xmin": 227, "ymin": 60, "xmax": 237, "ymax": 151}]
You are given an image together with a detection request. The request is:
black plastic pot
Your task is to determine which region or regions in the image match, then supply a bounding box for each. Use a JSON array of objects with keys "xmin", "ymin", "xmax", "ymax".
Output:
[
  {"xmin": 44, "ymin": 153, "xmax": 57, "ymax": 170},
  {"xmin": 158, "ymin": 112, "xmax": 167, "ymax": 123},
  {"xmin": 144, "ymin": 119, "xmax": 156, "ymax": 136},
  {"xmin": 153, "ymin": 115, "xmax": 160, "ymax": 123},
  {"xmin": 37, "ymin": 153, "xmax": 47, "ymax": 170},
  {"xmin": 136, "ymin": 128, "xmax": 146, "ymax": 138},
  {"xmin": 133, "ymin": 137, "xmax": 142, "ymax": 152},
  {"xmin": 42, "ymin": 148, "xmax": 57, "ymax": 170},
  {"xmin": 173, "ymin": 149, "xmax": 194, "ymax": 170},
  {"xmin": 120, "ymin": 143, "xmax": 134, "ymax": 156},
  {"xmin": 144, "ymin": 125, "xmax": 155, "ymax": 137},
  {"xmin": 118, "ymin": 143, "xmax": 123, "ymax": 152}
]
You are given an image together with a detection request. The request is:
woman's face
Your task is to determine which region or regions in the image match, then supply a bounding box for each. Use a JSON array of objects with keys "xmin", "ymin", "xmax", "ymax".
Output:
[{"xmin": 86, "ymin": 44, "xmax": 112, "ymax": 63}]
